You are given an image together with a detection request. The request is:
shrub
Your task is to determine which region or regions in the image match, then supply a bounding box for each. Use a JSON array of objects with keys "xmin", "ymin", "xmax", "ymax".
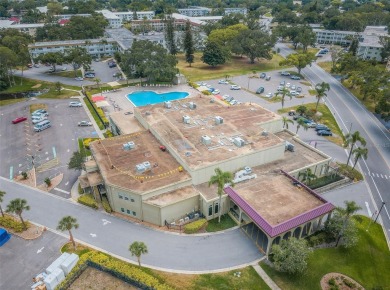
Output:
[
  {"xmin": 337, "ymin": 163, "xmax": 363, "ymax": 181},
  {"xmin": 44, "ymin": 177, "xmax": 51, "ymax": 186},
  {"xmin": 328, "ymin": 278, "xmax": 336, "ymax": 286},
  {"xmin": 202, "ymin": 90, "xmax": 212, "ymax": 95},
  {"xmin": 21, "ymin": 172, "xmax": 28, "ymax": 180},
  {"xmin": 78, "ymin": 184, "xmax": 83, "ymax": 195},
  {"xmin": 102, "ymin": 197, "xmax": 112, "ymax": 213},
  {"xmin": 56, "ymin": 252, "xmax": 173, "ymax": 290},
  {"xmin": 103, "ymin": 130, "xmax": 114, "ymax": 138},
  {"xmin": 188, "ymin": 81, "xmax": 199, "ymax": 88},
  {"xmin": 82, "ymin": 138, "xmax": 98, "ymax": 150},
  {"xmin": 78, "ymin": 194, "xmax": 98, "ymax": 209},
  {"xmin": 343, "ymin": 277, "xmax": 356, "ymax": 288},
  {"xmin": 0, "ymin": 215, "xmax": 29, "ymax": 232},
  {"xmin": 184, "ymin": 218, "xmax": 207, "ymax": 234}
]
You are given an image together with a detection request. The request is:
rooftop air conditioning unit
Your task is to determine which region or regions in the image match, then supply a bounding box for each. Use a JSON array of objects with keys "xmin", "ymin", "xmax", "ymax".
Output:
[
  {"xmin": 215, "ymin": 116, "xmax": 223, "ymax": 125},
  {"xmin": 143, "ymin": 161, "xmax": 151, "ymax": 170},
  {"xmin": 128, "ymin": 141, "xmax": 135, "ymax": 149},
  {"xmin": 201, "ymin": 135, "xmax": 211, "ymax": 145},
  {"xmin": 189, "ymin": 102, "xmax": 196, "ymax": 109},
  {"xmin": 123, "ymin": 143, "xmax": 130, "ymax": 151},
  {"xmin": 233, "ymin": 137, "xmax": 245, "ymax": 147},
  {"xmin": 285, "ymin": 141, "xmax": 295, "ymax": 152},
  {"xmin": 164, "ymin": 101, "xmax": 172, "ymax": 109},
  {"xmin": 183, "ymin": 115, "xmax": 191, "ymax": 124},
  {"xmin": 261, "ymin": 130, "xmax": 269, "ymax": 136}
]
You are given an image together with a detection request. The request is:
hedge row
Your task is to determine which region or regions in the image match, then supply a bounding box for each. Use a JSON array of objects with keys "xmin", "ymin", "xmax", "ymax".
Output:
[
  {"xmin": 102, "ymin": 197, "xmax": 112, "ymax": 213},
  {"xmin": 56, "ymin": 252, "xmax": 172, "ymax": 290},
  {"xmin": 86, "ymin": 92, "xmax": 109, "ymax": 125},
  {"xmin": 184, "ymin": 218, "xmax": 207, "ymax": 234},
  {"xmin": 337, "ymin": 163, "xmax": 363, "ymax": 181},
  {"xmin": 0, "ymin": 215, "xmax": 29, "ymax": 232},
  {"xmin": 77, "ymin": 194, "xmax": 98, "ymax": 209},
  {"xmin": 188, "ymin": 81, "xmax": 199, "ymax": 89}
]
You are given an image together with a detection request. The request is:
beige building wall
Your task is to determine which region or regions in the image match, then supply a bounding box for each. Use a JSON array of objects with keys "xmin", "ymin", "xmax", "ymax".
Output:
[
  {"xmin": 160, "ymin": 195, "xmax": 199, "ymax": 225},
  {"xmin": 142, "ymin": 203, "xmax": 161, "ymax": 224},
  {"xmin": 201, "ymin": 194, "xmax": 230, "ymax": 220},
  {"xmin": 259, "ymin": 119, "xmax": 283, "ymax": 133},
  {"xmin": 106, "ymin": 184, "xmax": 143, "ymax": 220}
]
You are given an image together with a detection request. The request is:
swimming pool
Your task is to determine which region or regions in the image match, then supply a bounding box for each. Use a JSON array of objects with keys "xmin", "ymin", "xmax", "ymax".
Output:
[{"xmin": 127, "ymin": 91, "xmax": 189, "ymax": 107}]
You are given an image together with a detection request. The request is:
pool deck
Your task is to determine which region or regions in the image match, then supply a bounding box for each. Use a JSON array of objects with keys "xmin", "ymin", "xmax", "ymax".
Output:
[{"xmin": 93, "ymin": 85, "xmax": 199, "ymax": 117}]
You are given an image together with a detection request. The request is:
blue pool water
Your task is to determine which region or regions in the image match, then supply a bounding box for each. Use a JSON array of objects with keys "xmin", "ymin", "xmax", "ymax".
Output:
[{"xmin": 127, "ymin": 91, "xmax": 189, "ymax": 107}]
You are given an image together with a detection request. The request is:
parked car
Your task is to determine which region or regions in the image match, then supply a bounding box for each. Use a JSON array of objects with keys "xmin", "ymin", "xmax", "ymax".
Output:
[
  {"xmin": 286, "ymin": 82, "xmax": 291, "ymax": 88},
  {"xmin": 212, "ymin": 89, "xmax": 220, "ymax": 95},
  {"xmin": 34, "ymin": 120, "xmax": 51, "ymax": 132},
  {"xmin": 260, "ymin": 73, "xmax": 266, "ymax": 78},
  {"xmin": 280, "ymin": 81, "xmax": 285, "ymax": 86},
  {"xmin": 307, "ymin": 121, "xmax": 317, "ymax": 128},
  {"xmin": 222, "ymin": 95, "xmax": 230, "ymax": 100},
  {"xmin": 281, "ymin": 71, "xmax": 290, "ymax": 76},
  {"xmin": 291, "ymin": 75, "xmax": 301, "ymax": 80},
  {"xmin": 218, "ymin": 80, "xmax": 229, "ymax": 84},
  {"xmin": 85, "ymin": 73, "xmax": 95, "ymax": 78},
  {"xmin": 34, "ymin": 64, "xmax": 40, "ymax": 68},
  {"xmin": 78, "ymin": 121, "xmax": 92, "ymax": 126},
  {"xmin": 315, "ymin": 124, "xmax": 330, "ymax": 131},
  {"xmin": 31, "ymin": 111, "xmax": 48, "ymax": 118},
  {"xmin": 27, "ymin": 64, "xmax": 33, "ymax": 68},
  {"xmin": 230, "ymin": 85, "xmax": 241, "ymax": 90},
  {"xmin": 32, "ymin": 116, "xmax": 48, "ymax": 124},
  {"xmin": 296, "ymin": 86, "xmax": 302, "ymax": 92},
  {"xmin": 277, "ymin": 86, "xmax": 284, "ymax": 92},
  {"xmin": 230, "ymin": 100, "xmax": 238, "ymax": 105},
  {"xmin": 32, "ymin": 109, "xmax": 48, "ymax": 115},
  {"xmin": 290, "ymin": 91, "xmax": 299, "ymax": 96},
  {"xmin": 256, "ymin": 87, "xmax": 265, "ymax": 94},
  {"xmin": 49, "ymin": 67, "xmax": 55, "ymax": 72},
  {"xmin": 69, "ymin": 102, "xmax": 82, "ymax": 107},
  {"xmin": 61, "ymin": 67, "xmax": 67, "ymax": 71},
  {"xmin": 265, "ymin": 76, "xmax": 271, "ymax": 81},
  {"xmin": 288, "ymin": 110, "xmax": 296, "ymax": 116},
  {"xmin": 317, "ymin": 130, "xmax": 332, "ymax": 136},
  {"xmin": 291, "ymin": 85, "xmax": 296, "ymax": 90},
  {"xmin": 265, "ymin": 93, "xmax": 273, "ymax": 98},
  {"xmin": 75, "ymin": 77, "xmax": 84, "ymax": 81},
  {"xmin": 12, "ymin": 117, "xmax": 27, "ymax": 124}
]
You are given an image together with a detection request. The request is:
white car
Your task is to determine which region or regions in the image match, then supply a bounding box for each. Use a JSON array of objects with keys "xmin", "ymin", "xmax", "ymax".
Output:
[
  {"xmin": 212, "ymin": 89, "xmax": 220, "ymax": 95},
  {"xmin": 218, "ymin": 80, "xmax": 229, "ymax": 84},
  {"xmin": 230, "ymin": 85, "xmax": 241, "ymax": 90},
  {"xmin": 75, "ymin": 77, "xmax": 84, "ymax": 81},
  {"xmin": 32, "ymin": 116, "xmax": 47, "ymax": 124},
  {"xmin": 230, "ymin": 100, "xmax": 238, "ymax": 105},
  {"xmin": 206, "ymin": 84, "xmax": 212, "ymax": 88},
  {"xmin": 286, "ymin": 83, "xmax": 291, "ymax": 88},
  {"xmin": 265, "ymin": 93, "xmax": 273, "ymax": 98},
  {"xmin": 69, "ymin": 102, "xmax": 82, "ymax": 107},
  {"xmin": 222, "ymin": 95, "xmax": 230, "ymax": 100},
  {"xmin": 201, "ymin": 82, "xmax": 207, "ymax": 86},
  {"xmin": 78, "ymin": 121, "xmax": 92, "ymax": 126},
  {"xmin": 291, "ymin": 85, "xmax": 296, "ymax": 90},
  {"xmin": 290, "ymin": 91, "xmax": 299, "ymax": 96},
  {"xmin": 61, "ymin": 67, "xmax": 67, "ymax": 71}
]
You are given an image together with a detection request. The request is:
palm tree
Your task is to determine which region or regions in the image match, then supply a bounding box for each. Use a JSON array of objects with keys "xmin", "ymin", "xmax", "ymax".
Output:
[
  {"xmin": 129, "ymin": 241, "xmax": 148, "ymax": 267},
  {"xmin": 296, "ymin": 118, "xmax": 308, "ymax": 134},
  {"xmin": 335, "ymin": 201, "xmax": 361, "ymax": 246},
  {"xmin": 282, "ymin": 116, "xmax": 294, "ymax": 129},
  {"xmin": 93, "ymin": 77, "xmax": 101, "ymax": 92},
  {"xmin": 208, "ymin": 168, "xmax": 234, "ymax": 223},
  {"xmin": 0, "ymin": 191, "xmax": 6, "ymax": 217},
  {"xmin": 352, "ymin": 147, "xmax": 368, "ymax": 170},
  {"xmin": 315, "ymin": 82, "xmax": 330, "ymax": 111},
  {"xmin": 298, "ymin": 168, "xmax": 317, "ymax": 185},
  {"xmin": 275, "ymin": 87, "xmax": 292, "ymax": 109},
  {"xmin": 57, "ymin": 216, "xmax": 79, "ymax": 250},
  {"xmin": 345, "ymin": 131, "xmax": 366, "ymax": 166},
  {"xmin": 6, "ymin": 198, "xmax": 30, "ymax": 230}
]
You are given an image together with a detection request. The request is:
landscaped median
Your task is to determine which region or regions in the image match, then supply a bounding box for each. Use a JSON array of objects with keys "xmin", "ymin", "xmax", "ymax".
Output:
[{"xmin": 260, "ymin": 215, "xmax": 390, "ymax": 290}]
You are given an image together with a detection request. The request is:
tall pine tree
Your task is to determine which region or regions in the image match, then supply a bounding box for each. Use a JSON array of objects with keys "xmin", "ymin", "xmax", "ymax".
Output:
[
  {"xmin": 183, "ymin": 20, "xmax": 195, "ymax": 67},
  {"xmin": 165, "ymin": 18, "xmax": 177, "ymax": 55}
]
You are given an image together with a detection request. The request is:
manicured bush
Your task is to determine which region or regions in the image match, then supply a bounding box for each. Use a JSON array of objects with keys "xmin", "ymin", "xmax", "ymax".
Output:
[
  {"xmin": 78, "ymin": 184, "xmax": 83, "ymax": 195},
  {"xmin": 44, "ymin": 177, "xmax": 51, "ymax": 186},
  {"xmin": 188, "ymin": 81, "xmax": 199, "ymax": 88},
  {"xmin": 103, "ymin": 130, "xmax": 114, "ymax": 138},
  {"xmin": 21, "ymin": 171, "xmax": 28, "ymax": 180},
  {"xmin": 82, "ymin": 138, "xmax": 99, "ymax": 150},
  {"xmin": 343, "ymin": 277, "xmax": 356, "ymax": 288},
  {"xmin": 0, "ymin": 215, "xmax": 29, "ymax": 232},
  {"xmin": 78, "ymin": 194, "xmax": 98, "ymax": 209},
  {"xmin": 102, "ymin": 197, "xmax": 112, "ymax": 213},
  {"xmin": 337, "ymin": 163, "xmax": 363, "ymax": 181},
  {"xmin": 184, "ymin": 218, "xmax": 207, "ymax": 234},
  {"xmin": 328, "ymin": 278, "xmax": 336, "ymax": 286},
  {"xmin": 202, "ymin": 90, "xmax": 212, "ymax": 95},
  {"xmin": 56, "ymin": 252, "xmax": 173, "ymax": 290}
]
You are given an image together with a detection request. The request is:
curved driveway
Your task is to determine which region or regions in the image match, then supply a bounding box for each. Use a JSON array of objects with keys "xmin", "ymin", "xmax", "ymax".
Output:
[{"xmin": 0, "ymin": 177, "xmax": 262, "ymax": 272}]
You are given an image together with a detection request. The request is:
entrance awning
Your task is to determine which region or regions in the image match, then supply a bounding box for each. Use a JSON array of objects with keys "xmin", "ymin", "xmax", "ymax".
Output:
[{"xmin": 92, "ymin": 95, "xmax": 105, "ymax": 102}]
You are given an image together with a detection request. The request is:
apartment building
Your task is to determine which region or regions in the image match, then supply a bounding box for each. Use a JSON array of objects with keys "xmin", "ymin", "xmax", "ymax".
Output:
[
  {"xmin": 0, "ymin": 20, "xmax": 44, "ymax": 36},
  {"xmin": 224, "ymin": 7, "xmax": 247, "ymax": 15},
  {"xmin": 178, "ymin": 6, "xmax": 211, "ymax": 17}
]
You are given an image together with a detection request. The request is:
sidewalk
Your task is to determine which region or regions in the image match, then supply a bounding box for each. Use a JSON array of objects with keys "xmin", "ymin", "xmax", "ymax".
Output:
[
  {"xmin": 252, "ymin": 263, "xmax": 281, "ymax": 290},
  {"xmin": 76, "ymin": 92, "xmax": 105, "ymax": 139}
]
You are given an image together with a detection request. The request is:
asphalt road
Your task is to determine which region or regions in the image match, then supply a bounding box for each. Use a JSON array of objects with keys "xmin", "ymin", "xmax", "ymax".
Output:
[
  {"xmin": 0, "ymin": 231, "xmax": 66, "ymax": 289},
  {"xmin": 0, "ymin": 178, "xmax": 263, "ymax": 272},
  {"xmin": 277, "ymin": 43, "xmax": 390, "ymax": 240},
  {"xmin": 0, "ymin": 99, "xmax": 96, "ymax": 196}
]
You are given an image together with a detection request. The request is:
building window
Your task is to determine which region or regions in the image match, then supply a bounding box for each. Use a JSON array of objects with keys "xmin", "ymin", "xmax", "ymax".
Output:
[
  {"xmin": 124, "ymin": 196, "xmax": 129, "ymax": 200},
  {"xmin": 215, "ymin": 202, "xmax": 219, "ymax": 214},
  {"xmin": 131, "ymin": 198, "xmax": 135, "ymax": 202},
  {"xmin": 119, "ymin": 194, "xmax": 123, "ymax": 199},
  {"xmin": 208, "ymin": 205, "xmax": 213, "ymax": 216},
  {"xmin": 121, "ymin": 208, "xmax": 124, "ymax": 213},
  {"xmin": 132, "ymin": 211, "xmax": 136, "ymax": 216},
  {"xmin": 127, "ymin": 209, "xmax": 131, "ymax": 214}
]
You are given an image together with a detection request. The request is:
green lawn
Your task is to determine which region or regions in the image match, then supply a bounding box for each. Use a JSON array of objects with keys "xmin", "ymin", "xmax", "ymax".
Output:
[
  {"xmin": 341, "ymin": 80, "xmax": 376, "ymax": 113},
  {"xmin": 177, "ymin": 52, "xmax": 290, "ymax": 81},
  {"xmin": 278, "ymin": 103, "xmax": 345, "ymax": 146},
  {"xmin": 260, "ymin": 216, "xmax": 390, "ymax": 290},
  {"xmin": 206, "ymin": 214, "xmax": 237, "ymax": 232},
  {"xmin": 54, "ymin": 69, "xmax": 82, "ymax": 78},
  {"xmin": 317, "ymin": 61, "xmax": 333, "ymax": 73}
]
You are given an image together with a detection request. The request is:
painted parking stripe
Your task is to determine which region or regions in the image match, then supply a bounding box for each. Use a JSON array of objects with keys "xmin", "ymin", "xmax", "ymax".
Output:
[
  {"xmin": 386, "ymin": 175, "xmax": 388, "ymax": 179},
  {"xmin": 53, "ymin": 188, "xmax": 70, "ymax": 194},
  {"xmin": 52, "ymin": 146, "xmax": 57, "ymax": 158},
  {"xmin": 376, "ymin": 173, "xmax": 380, "ymax": 177},
  {"xmin": 381, "ymin": 174, "xmax": 384, "ymax": 178},
  {"xmin": 9, "ymin": 166, "xmax": 13, "ymax": 180}
]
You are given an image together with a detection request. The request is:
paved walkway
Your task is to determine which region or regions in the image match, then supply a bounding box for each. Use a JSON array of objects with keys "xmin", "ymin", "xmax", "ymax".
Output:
[{"xmin": 252, "ymin": 263, "xmax": 281, "ymax": 290}]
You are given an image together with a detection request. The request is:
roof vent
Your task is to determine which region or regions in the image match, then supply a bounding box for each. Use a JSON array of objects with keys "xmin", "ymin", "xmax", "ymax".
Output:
[
  {"xmin": 201, "ymin": 135, "xmax": 211, "ymax": 145},
  {"xmin": 215, "ymin": 116, "xmax": 223, "ymax": 125},
  {"xmin": 189, "ymin": 102, "xmax": 196, "ymax": 109},
  {"xmin": 183, "ymin": 115, "xmax": 191, "ymax": 124},
  {"xmin": 261, "ymin": 130, "xmax": 269, "ymax": 136},
  {"xmin": 233, "ymin": 137, "xmax": 245, "ymax": 147},
  {"xmin": 164, "ymin": 101, "xmax": 172, "ymax": 108}
]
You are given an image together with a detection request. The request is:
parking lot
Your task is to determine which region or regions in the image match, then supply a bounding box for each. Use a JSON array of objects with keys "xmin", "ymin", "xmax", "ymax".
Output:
[
  {"xmin": 0, "ymin": 99, "xmax": 96, "ymax": 197},
  {"xmin": 0, "ymin": 231, "xmax": 66, "ymax": 290}
]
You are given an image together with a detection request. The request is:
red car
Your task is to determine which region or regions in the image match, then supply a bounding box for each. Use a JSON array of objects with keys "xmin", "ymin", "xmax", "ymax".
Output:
[{"xmin": 12, "ymin": 117, "xmax": 27, "ymax": 124}]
